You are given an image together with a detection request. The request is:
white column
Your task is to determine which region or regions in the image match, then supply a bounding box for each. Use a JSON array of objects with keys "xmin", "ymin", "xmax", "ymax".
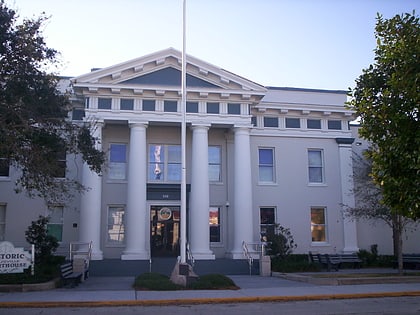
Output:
[
  {"xmin": 336, "ymin": 138, "xmax": 359, "ymax": 253},
  {"xmin": 122, "ymin": 122, "xmax": 149, "ymax": 260},
  {"xmin": 79, "ymin": 122, "xmax": 103, "ymax": 260},
  {"xmin": 189, "ymin": 124, "xmax": 214, "ymax": 260},
  {"xmin": 230, "ymin": 127, "xmax": 254, "ymax": 259}
]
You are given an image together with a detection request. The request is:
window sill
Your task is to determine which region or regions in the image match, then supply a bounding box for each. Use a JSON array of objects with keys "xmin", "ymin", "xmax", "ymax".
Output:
[
  {"xmin": 311, "ymin": 242, "xmax": 330, "ymax": 246},
  {"xmin": 210, "ymin": 243, "xmax": 224, "ymax": 248},
  {"xmin": 308, "ymin": 183, "xmax": 327, "ymax": 187},
  {"xmin": 0, "ymin": 177, "xmax": 11, "ymax": 182},
  {"xmin": 258, "ymin": 182, "xmax": 278, "ymax": 186},
  {"xmin": 106, "ymin": 180, "xmax": 128, "ymax": 184}
]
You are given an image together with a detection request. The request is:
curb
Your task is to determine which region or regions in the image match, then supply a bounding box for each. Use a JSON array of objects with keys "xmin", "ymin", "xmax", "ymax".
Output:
[{"xmin": 1, "ymin": 291, "xmax": 420, "ymax": 308}]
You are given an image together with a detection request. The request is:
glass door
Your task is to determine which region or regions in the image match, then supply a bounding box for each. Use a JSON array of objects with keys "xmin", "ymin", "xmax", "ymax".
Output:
[{"xmin": 150, "ymin": 205, "xmax": 180, "ymax": 257}]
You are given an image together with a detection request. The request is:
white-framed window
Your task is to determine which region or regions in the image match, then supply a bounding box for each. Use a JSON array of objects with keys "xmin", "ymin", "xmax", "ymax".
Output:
[
  {"xmin": 98, "ymin": 98, "xmax": 112, "ymax": 110},
  {"xmin": 0, "ymin": 204, "xmax": 6, "ymax": 241},
  {"xmin": 148, "ymin": 145, "xmax": 181, "ymax": 182},
  {"xmin": 263, "ymin": 117, "xmax": 278, "ymax": 128},
  {"xmin": 308, "ymin": 149, "xmax": 324, "ymax": 183},
  {"xmin": 209, "ymin": 207, "xmax": 221, "ymax": 243},
  {"xmin": 307, "ymin": 119, "xmax": 321, "ymax": 129},
  {"xmin": 207, "ymin": 102, "xmax": 219, "ymax": 114},
  {"xmin": 47, "ymin": 205, "xmax": 64, "ymax": 242},
  {"xmin": 52, "ymin": 147, "xmax": 66, "ymax": 178},
  {"xmin": 328, "ymin": 120, "xmax": 342, "ymax": 130},
  {"xmin": 285, "ymin": 117, "xmax": 300, "ymax": 128},
  {"xmin": 107, "ymin": 206, "xmax": 125, "ymax": 245},
  {"xmin": 260, "ymin": 207, "xmax": 275, "ymax": 239},
  {"xmin": 208, "ymin": 146, "xmax": 221, "ymax": 182},
  {"xmin": 109, "ymin": 143, "xmax": 127, "ymax": 180},
  {"xmin": 258, "ymin": 148, "xmax": 275, "ymax": 183},
  {"xmin": 311, "ymin": 207, "xmax": 327, "ymax": 242},
  {"xmin": 120, "ymin": 99, "xmax": 134, "ymax": 110},
  {"xmin": 227, "ymin": 103, "xmax": 241, "ymax": 115}
]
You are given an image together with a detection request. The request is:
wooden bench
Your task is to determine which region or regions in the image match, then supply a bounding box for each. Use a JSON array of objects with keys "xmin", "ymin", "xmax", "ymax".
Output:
[
  {"xmin": 309, "ymin": 252, "xmax": 361, "ymax": 271},
  {"xmin": 394, "ymin": 254, "xmax": 420, "ymax": 269},
  {"xmin": 60, "ymin": 262, "xmax": 83, "ymax": 287},
  {"xmin": 308, "ymin": 252, "xmax": 339, "ymax": 271},
  {"xmin": 337, "ymin": 253, "xmax": 362, "ymax": 268}
]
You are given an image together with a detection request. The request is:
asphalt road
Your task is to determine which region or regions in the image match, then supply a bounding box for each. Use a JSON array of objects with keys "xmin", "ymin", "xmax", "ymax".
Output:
[{"xmin": 1, "ymin": 296, "xmax": 420, "ymax": 315}]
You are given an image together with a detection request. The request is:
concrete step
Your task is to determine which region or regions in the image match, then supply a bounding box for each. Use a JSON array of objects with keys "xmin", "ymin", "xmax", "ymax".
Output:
[{"xmin": 89, "ymin": 258, "xmax": 260, "ymax": 277}]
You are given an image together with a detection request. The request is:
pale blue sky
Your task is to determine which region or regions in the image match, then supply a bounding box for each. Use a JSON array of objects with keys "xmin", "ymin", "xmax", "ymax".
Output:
[{"xmin": 8, "ymin": 0, "xmax": 419, "ymax": 90}]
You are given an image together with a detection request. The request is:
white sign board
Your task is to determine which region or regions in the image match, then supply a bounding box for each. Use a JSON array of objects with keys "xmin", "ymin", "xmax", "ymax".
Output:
[{"xmin": 0, "ymin": 241, "xmax": 32, "ymax": 274}]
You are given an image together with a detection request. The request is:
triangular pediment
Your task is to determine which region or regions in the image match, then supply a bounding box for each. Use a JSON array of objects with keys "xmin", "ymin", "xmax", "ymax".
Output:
[
  {"xmin": 121, "ymin": 67, "xmax": 219, "ymax": 88},
  {"xmin": 72, "ymin": 48, "xmax": 266, "ymax": 99}
]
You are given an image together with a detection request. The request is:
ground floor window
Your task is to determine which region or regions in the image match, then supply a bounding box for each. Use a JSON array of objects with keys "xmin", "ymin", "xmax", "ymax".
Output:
[
  {"xmin": 260, "ymin": 207, "xmax": 276, "ymax": 240},
  {"xmin": 311, "ymin": 207, "xmax": 327, "ymax": 242},
  {"xmin": 209, "ymin": 207, "xmax": 221, "ymax": 243},
  {"xmin": 107, "ymin": 206, "xmax": 125, "ymax": 245},
  {"xmin": 47, "ymin": 205, "xmax": 63, "ymax": 242}
]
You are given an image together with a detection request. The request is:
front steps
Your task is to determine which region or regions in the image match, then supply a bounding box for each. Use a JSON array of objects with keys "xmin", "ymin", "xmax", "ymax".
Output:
[{"xmin": 89, "ymin": 258, "xmax": 260, "ymax": 277}]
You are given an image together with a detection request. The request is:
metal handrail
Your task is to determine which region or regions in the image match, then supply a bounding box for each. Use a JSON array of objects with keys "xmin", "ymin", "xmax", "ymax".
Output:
[
  {"xmin": 186, "ymin": 242, "xmax": 195, "ymax": 268},
  {"xmin": 69, "ymin": 241, "xmax": 92, "ymax": 261},
  {"xmin": 242, "ymin": 241, "xmax": 253, "ymax": 275}
]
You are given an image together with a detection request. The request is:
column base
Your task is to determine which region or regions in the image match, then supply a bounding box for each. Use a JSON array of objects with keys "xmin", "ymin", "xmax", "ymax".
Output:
[
  {"xmin": 121, "ymin": 251, "xmax": 149, "ymax": 260},
  {"xmin": 90, "ymin": 251, "xmax": 103, "ymax": 261},
  {"xmin": 191, "ymin": 252, "xmax": 215, "ymax": 260},
  {"xmin": 226, "ymin": 250, "xmax": 246, "ymax": 260},
  {"xmin": 342, "ymin": 246, "xmax": 359, "ymax": 254}
]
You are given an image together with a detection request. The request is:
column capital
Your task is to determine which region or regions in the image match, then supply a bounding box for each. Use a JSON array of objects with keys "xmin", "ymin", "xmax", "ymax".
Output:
[
  {"xmin": 128, "ymin": 121, "xmax": 148, "ymax": 128},
  {"xmin": 336, "ymin": 137, "xmax": 355, "ymax": 145},
  {"xmin": 190, "ymin": 123, "xmax": 210, "ymax": 131}
]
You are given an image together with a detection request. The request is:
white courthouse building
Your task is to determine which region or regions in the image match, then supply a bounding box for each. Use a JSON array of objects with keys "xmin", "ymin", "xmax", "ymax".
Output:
[{"xmin": 1, "ymin": 48, "xmax": 418, "ymax": 262}]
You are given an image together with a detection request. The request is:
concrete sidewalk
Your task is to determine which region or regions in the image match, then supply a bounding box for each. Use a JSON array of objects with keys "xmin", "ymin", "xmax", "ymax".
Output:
[{"xmin": 0, "ymin": 271, "xmax": 419, "ymax": 307}]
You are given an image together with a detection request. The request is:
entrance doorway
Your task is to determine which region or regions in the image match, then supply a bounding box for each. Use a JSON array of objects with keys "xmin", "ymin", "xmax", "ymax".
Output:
[{"xmin": 150, "ymin": 205, "xmax": 180, "ymax": 257}]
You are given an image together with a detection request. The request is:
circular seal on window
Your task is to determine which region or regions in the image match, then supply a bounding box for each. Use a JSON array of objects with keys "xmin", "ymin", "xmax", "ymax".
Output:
[{"xmin": 158, "ymin": 207, "xmax": 172, "ymax": 221}]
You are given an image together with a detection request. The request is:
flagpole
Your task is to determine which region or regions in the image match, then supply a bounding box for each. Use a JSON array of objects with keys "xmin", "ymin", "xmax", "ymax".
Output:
[{"xmin": 180, "ymin": 0, "xmax": 187, "ymax": 264}]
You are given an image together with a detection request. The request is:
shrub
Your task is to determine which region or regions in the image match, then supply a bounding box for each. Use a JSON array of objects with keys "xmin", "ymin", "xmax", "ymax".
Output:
[
  {"xmin": 271, "ymin": 254, "xmax": 320, "ymax": 272},
  {"xmin": 133, "ymin": 273, "xmax": 181, "ymax": 291},
  {"xmin": 188, "ymin": 274, "xmax": 238, "ymax": 290},
  {"xmin": 25, "ymin": 216, "xmax": 59, "ymax": 264},
  {"xmin": 266, "ymin": 224, "xmax": 297, "ymax": 258}
]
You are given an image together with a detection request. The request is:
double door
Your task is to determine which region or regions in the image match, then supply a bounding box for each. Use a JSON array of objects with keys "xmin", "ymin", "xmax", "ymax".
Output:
[{"xmin": 150, "ymin": 205, "xmax": 180, "ymax": 257}]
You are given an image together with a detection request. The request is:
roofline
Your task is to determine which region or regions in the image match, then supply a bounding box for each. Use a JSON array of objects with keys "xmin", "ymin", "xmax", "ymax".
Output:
[{"xmin": 267, "ymin": 86, "xmax": 348, "ymax": 95}]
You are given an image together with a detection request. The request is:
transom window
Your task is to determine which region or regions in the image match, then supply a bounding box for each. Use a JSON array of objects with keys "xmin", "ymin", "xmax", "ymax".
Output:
[
  {"xmin": 98, "ymin": 98, "xmax": 112, "ymax": 110},
  {"xmin": 186, "ymin": 101, "xmax": 199, "ymax": 113},
  {"xmin": 311, "ymin": 207, "xmax": 327, "ymax": 242},
  {"xmin": 258, "ymin": 148, "xmax": 275, "ymax": 182},
  {"xmin": 109, "ymin": 144, "xmax": 127, "ymax": 180},
  {"xmin": 120, "ymin": 99, "xmax": 134, "ymax": 110},
  {"xmin": 107, "ymin": 206, "xmax": 125, "ymax": 245},
  {"xmin": 328, "ymin": 120, "xmax": 342, "ymax": 130},
  {"xmin": 307, "ymin": 119, "xmax": 321, "ymax": 129},
  {"xmin": 227, "ymin": 103, "xmax": 241, "ymax": 115},
  {"xmin": 164, "ymin": 100, "xmax": 178, "ymax": 112},
  {"xmin": 143, "ymin": 100, "xmax": 155, "ymax": 111},
  {"xmin": 208, "ymin": 146, "xmax": 221, "ymax": 182},
  {"xmin": 263, "ymin": 117, "xmax": 278, "ymax": 128},
  {"xmin": 209, "ymin": 207, "xmax": 221, "ymax": 243},
  {"xmin": 285, "ymin": 117, "xmax": 300, "ymax": 128},
  {"xmin": 207, "ymin": 102, "xmax": 219, "ymax": 114},
  {"xmin": 47, "ymin": 205, "xmax": 64, "ymax": 242},
  {"xmin": 148, "ymin": 145, "xmax": 181, "ymax": 182},
  {"xmin": 308, "ymin": 149, "xmax": 324, "ymax": 183}
]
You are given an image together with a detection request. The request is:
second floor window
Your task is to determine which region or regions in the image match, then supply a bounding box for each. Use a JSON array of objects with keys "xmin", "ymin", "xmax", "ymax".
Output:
[
  {"xmin": 258, "ymin": 148, "xmax": 275, "ymax": 182},
  {"xmin": 109, "ymin": 144, "xmax": 127, "ymax": 180},
  {"xmin": 149, "ymin": 145, "xmax": 181, "ymax": 182},
  {"xmin": 47, "ymin": 205, "xmax": 63, "ymax": 242},
  {"xmin": 208, "ymin": 146, "xmax": 221, "ymax": 182},
  {"xmin": 308, "ymin": 149, "xmax": 324, "ymax": 183}
]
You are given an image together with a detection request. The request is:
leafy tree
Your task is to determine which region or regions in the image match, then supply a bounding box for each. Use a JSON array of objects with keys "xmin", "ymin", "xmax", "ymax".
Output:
[
  {"xmin": 25, "ymin": 216, "xmax": 59, "ymax": 264},
  {"xmin": 344, "ymin": 150, "xmax": 417, "ymax": 272},
  {"xmin": 348, "ymin": 12, "xmax": 419, "ymax": 221},
  {"xmin": 0, "ymin": 1, "xmax": 104, "ymax": 202}
]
